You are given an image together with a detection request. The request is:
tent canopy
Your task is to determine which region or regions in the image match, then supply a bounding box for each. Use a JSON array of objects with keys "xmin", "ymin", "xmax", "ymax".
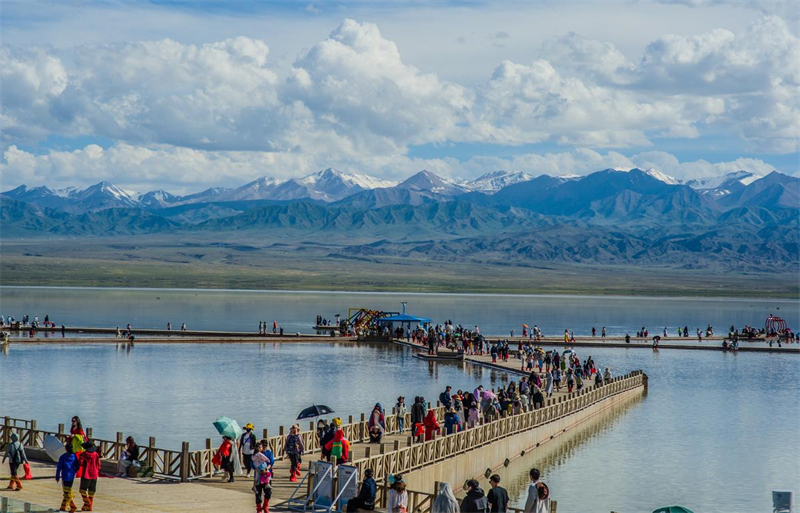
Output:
[{"xmin": 376, "ymin": 314, "xmax": 431, "ymax": 324}]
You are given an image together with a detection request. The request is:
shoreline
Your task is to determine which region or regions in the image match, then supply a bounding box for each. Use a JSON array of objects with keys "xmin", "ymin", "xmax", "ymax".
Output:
[{"xmin": 2, "ymin": 284, "xmax": 798, "ymax": 301}]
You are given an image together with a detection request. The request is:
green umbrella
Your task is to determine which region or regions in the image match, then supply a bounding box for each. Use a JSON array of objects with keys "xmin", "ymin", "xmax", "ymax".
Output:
[
  {"xmin": 213, "ymin": 416, "xmax": 243, "ymax": 439},
  {"xmin": 653, "ymin": 507, "xmax": 694, "ymax": 513}
]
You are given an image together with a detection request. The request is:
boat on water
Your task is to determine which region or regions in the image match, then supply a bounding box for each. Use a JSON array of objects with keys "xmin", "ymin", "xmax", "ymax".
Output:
[{"xmin": 413, "ymin": 350, "xmax": 465, "ymax": 362}]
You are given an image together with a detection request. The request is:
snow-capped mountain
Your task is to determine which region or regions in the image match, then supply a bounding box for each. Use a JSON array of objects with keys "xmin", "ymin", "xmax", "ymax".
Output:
[
  {"xmin": 225, "ymin": 177, "xmax": 284, "ymax": 201},
  {"xmin": 139, "ymin": 190, "xmax": 181, "ymax": 208},
  {"xmin": 69, "ymin": 181, "xmax": 138, "ymax": 211},
  {"xmin": 685, "ymin": 171, "xmax": 764, "ymax": 191},
  {"xmin": 465, "ymin": 171, "xmax": 534, "ymax": 193},
  {"xmin": 280, "ymin": 168, "xmax": 396, "ymax": 201},
  {"xmin": 398, "ymin": 170, "xmax": 468, "ymax": 195},
  {"xmin": 611, "ymin": 167, "xmax": 680, "ymax": 185}
]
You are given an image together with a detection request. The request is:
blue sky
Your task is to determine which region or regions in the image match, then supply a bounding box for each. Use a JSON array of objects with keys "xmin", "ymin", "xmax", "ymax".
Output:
[{"xmin": 1, "ymin": 0, "xmax": 798, "ymax": 192}]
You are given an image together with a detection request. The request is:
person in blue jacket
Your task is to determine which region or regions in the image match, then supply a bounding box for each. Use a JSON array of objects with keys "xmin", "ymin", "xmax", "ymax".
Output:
[
  {"xmin": 444, "ymin": 408, "xmax": 461, "ymax": 435},
  {"xmin": 56, "ymin": 443, "xmax": 80, "ymax": 512},
  {"xmin": 346, "ymin": 468, "xmax": 376, "ymax": 512}
]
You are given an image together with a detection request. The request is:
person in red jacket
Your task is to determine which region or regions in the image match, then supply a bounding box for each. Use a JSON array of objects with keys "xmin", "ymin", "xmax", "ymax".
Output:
[
  {"xmin": 78, "ymin": 441, "xmax": 101, "ymax": 511},
  {"xmin": 423, "ymin": 410, "xmax": 441, "ymax": 441},
  {"xmin": 323, "ymin": 425, "xmax": 350, "ymax": 464}
]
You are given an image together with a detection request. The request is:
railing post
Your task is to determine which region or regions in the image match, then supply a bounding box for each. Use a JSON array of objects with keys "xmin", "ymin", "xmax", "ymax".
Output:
[
  {"xmin": 263, "ymin": 429, "xmax": 269, "ymax": 440},
  {"xmin": 279, "ymin": 426, "xmax": 285, "ymax": 437},
  {"xmin": 394, "ymin": 440, "xmax": 399, "ymax": 451},
  {"xmin": 116, "ymin": 432, "xmax": 124, "ymax": 459},
  {"xmin": 206, "ymin": 438, "xmax": 213, "ymax": 474},
  {"xmin": 180, "ymin": 441, "xmax": 190, "ymax": 482},
  {"xmin": 86, "ymin": 427, "xmax": 93, "ymax": 439},
  {"xmin": 58, "ymin": 423, "xmax": 65, "ymax": 435},
  {"xmin": 30, "ymin": 420, "xmax": 38, "ymax": 447},
  {"xmin": 365, "ymin": 447, "xmax": 371, "ymax": 459},
  {"xmin": 148, "ymin": 437, "xmax": 156, "ymax": 468},
  {"xmin": 3, "ymin": 417, "xmax": 9, "ymax": 445}
]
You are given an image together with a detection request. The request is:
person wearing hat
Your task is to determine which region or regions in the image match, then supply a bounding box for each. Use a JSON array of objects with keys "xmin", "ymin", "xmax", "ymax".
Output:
[
  {"xmin": 240, "ymin": 423, "xmax": 257, "ymax": 477},
  {"xmin": 324, "ymin": 419, "xmax": 350, "ymax": 464},
  {"xmin": 283, "ymin": 424, "xmax": 304, "ymax": 482},
  {"xmin": 444, "ymin": 408, "xmax": 461, "ymax": 435},
  {"xmin": 78, "ymin": 441, "xmax": 101, "ymax": 511},
  {"xmin": 346, "ymin": 468, "xmax": 376, "ymax": 512},
  {"xmin": 387, "ymin": 474, "xmax": 408, "ymax": 513},
  {"xmin": 394, "ymin": 397, "xmax": 407, "ymax": 433}
]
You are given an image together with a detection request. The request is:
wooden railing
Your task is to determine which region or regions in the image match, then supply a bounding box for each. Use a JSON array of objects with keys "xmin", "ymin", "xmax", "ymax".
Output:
[
  {"xmin": 2, "ymin": 371, "xmax": 645, "ymax": 488},
  {"xmin": 346, "ymin": 371, "xmax": 646, "ymax": 485},
  {"xmin": 0, "ymin": 403, "xmax": 449, "ymax": 482}
]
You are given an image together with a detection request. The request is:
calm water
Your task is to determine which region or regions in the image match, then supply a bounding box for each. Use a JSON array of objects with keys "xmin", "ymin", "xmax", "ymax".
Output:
[
  {"xmin": 1, "ymin": 287, "xmax": 797, "ymax": 337},
  {"xmin": 1, "ymin": 287, "xmax": 799, "ymax": 512}
]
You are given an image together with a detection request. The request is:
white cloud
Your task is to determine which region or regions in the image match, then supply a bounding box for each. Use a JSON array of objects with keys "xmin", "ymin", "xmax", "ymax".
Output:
[{"xmin": 0, "ymin": 15, "xmax": 797, "ymax": 192}]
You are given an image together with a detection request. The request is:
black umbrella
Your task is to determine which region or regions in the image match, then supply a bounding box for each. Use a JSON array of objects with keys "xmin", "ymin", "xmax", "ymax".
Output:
[{"xmin": 297, "ymin": 404, "xmax": 335, "ymax": 420}]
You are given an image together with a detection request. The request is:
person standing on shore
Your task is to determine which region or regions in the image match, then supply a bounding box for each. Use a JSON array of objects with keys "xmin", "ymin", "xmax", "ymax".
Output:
[
  {"xmin": 2, "ymin": 433, "xmax": 27, "ymax": 491},
  {"xmin": 78, "ymin": 441, "xmax": 101, "ymax": 512},
  {"xmin": 56, "ymin": 443, "xmax": 80, "ymax": 512},
  {"xmin": 601, "ymin": 327, "xmax": 606, "ymax": 338},
  {"xmin": 67, "ymin": 417, "xmax": 86, "ymax": 478}
]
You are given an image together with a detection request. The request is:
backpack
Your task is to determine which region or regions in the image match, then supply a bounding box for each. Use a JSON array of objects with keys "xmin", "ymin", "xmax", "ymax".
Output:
[{"xmin": 330, "ymin": 441, "xmax": 343, "ymax": 458}]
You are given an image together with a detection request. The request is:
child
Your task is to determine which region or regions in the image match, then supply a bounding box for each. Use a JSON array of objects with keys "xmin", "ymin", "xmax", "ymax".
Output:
[
  {"xmin": 2, "ymin": 433, "xmax": 27, "ymax": 491},
  {"xmin": 78, "ymin": 441, "xmax": 101, "ymax": 511},
  {"xmin": 56, "ymin": 444, "xmax": 80, "ymax": 512}
]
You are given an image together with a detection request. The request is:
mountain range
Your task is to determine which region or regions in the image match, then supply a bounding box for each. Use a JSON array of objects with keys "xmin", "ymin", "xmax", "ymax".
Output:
[{"xmin": 2, "ymin": 167, "xmax": 798, "ymax": 272}]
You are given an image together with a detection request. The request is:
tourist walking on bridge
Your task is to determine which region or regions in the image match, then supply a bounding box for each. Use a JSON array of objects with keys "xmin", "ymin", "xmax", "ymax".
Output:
[
  {"xmin": 251, "ymin": 442, "xmax": 272, "ymax": 513},
  {"xmin": 432, "ymin": 482, "xmax": 459, "ymax": 513},
  {"xmin": 461, "ymin": 479, "xmax": 489, "ymax": 512},
  {"xmin": 423, "ymin": 409, "xmax": 441, "ymax": 441},
  {"xmin": 439, "ymin": 386, "xmax": 452, "ymax": 409},
  {"xmin": 56, "ymin": 443, "xmax": 79, "ymax": 512},
  {"xmin": 240, "ymin": 424, "xmax": 257, "ymax": 478},
  {"xmin": 78, "ymin": 441, "xmax": 101, "ymax": 511},
  {"xmin": 487, "ymin": 474, "xmax": 509, "ymax": 513},
  {"xmin": 284, "ymin": 424, "xmax": 304, "ymax": 482},
  {"xmin": 395, "ymin": 397, "xmax": 407, "ymax": 433},
  {"xmin": 411, "ymin": 397, "xmax": 426, "ymax": 440},
  {"xmin": 3, "ymin": 433, "xmax": 27, "ymax": 491}
]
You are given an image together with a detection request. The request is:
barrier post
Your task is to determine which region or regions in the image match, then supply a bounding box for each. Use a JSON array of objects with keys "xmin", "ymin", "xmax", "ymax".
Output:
[{"xmin": 180, "ymin": 441, "xmax": 190, "ymax": 482}]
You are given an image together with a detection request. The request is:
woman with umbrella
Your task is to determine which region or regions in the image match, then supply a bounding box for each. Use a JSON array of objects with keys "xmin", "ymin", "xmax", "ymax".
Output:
[{"xmin": 367, "ymin": 404, "xmax": 385, "ymax": 443}]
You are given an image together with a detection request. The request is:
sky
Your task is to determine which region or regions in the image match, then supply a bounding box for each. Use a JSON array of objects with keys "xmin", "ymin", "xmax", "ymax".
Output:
[{"xmin": 1, "ymin": 0, "xmax": 798, "ymax": 193}]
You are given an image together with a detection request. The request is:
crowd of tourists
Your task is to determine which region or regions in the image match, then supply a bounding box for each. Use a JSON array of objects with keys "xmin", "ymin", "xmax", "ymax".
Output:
[{"xmin": 343, "ymin": 468, "xmax": 551, "ymax": 513}]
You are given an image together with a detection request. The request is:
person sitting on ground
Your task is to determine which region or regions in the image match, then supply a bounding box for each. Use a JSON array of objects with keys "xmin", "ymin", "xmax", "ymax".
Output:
[
  {"xmin": 116, "ymin": 436, "xmax": 140, "ymax": 477},
  {"xmin": 461, "ymin": 479, "xmax": 489, "ymax": 512},
  {"xmin": 346, "ymin": 468, "xmax": 376, "ymax": 512},
  {"xmin": 487, "ymin": 474, "xmax": 509, "ymax": 513}
]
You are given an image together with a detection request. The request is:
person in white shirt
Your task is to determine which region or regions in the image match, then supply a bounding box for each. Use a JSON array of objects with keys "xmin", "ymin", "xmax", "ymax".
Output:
[
  {"xmin": 387, "ymin": 474, "xmax": 408, "ymax": 513},
  {"xmin": 523, "ymin": 468, "xmax": 550, "ymax": 513}
]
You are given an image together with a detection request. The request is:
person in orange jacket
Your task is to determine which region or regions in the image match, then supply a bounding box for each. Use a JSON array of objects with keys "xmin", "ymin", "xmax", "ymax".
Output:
[
  {"xmin": 423, "ymin": 410, "xmax": 441, "ymax": 441},
  {"xmin": 323, "ymin": 419, "xmax": 350, "ymax": 464},
  {"xmin": 78, "ymin": 441, "xmax": 101, "ymax": 511}
]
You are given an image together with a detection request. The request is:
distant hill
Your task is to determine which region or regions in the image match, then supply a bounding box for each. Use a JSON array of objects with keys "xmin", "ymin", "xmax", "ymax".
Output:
[{"xmin": 3, "ymin": 167, "xmax": 797, "ymax": 272}]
